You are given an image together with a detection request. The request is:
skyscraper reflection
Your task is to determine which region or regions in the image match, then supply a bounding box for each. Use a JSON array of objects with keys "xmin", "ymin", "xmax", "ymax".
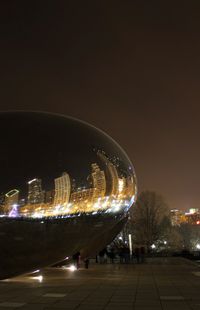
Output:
[
  {"xmin": 54, "ymin": 172, "xmax": 71, "ymax": 206},
  {"xmin": 0, "ymin": 150, "xmax": 136, "ymax": 218},
  {"xmin": 0, "ymin": 112, "xmax": 137, "ymax": 279},
  {"xmin": 28, "ymin": 178, "xmax": 44, "ymax": 204}
]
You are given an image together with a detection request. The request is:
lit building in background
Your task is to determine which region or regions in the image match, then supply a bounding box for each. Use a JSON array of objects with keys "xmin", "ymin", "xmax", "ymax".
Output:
[
  {"xmin": 188, "ymin": 208, "xmax": 199, "ymax": 214},
  {"xmin": 170, "ymin": 208, "xmax": 200, "ymax": 226},
  {"xmin": 70, "ymin": 187, "xmax": 96, "ymax": 213},
  {"xmin": 97, "ymin": 151, "xmax": 119, "ymax": 197},
  {"xmin": 185, "ymin": 208, "xmax": 200, "ymax": 225},
  {"xmin": 108, "ymin": 163, "xmax": 119, "ymax": 196},
  {"xmin": 91, "ymin": 163, "xmax": 106, "ymax": 198},
  {"xmin": 4, "ymin": 189, "xmax": 19, "ymax": 213},
  {"xmin": 170, "ymin": 209, "xmax": 185, "ymax": 226},
  {"xmin": 54, "ymin": 172, "xmax": 71, "ymax": 206},
  {"xmin": 28, "ymin": 178, "xmax": 44, "ymax": 204},
  {"xmin": 45, "ymin": 190, "xmax": 55, "ymax": 204},
  {"xmin": 126, "ymin": 176, "xmax": 136, "ymax": 197},
  {"xmin": 19, "ymin": 198, "xmax": 26, "ymax": 207},
  {"xmin": 70, "ymin": 188, "xmax": 96, "ymax": 204},
  {"xmin": 69, "ymin": 163, "xmax": 106, "ymax": 212},
  {"xmin": 118, "ymin": 177, "xmax": 126, "ymax": 195}
]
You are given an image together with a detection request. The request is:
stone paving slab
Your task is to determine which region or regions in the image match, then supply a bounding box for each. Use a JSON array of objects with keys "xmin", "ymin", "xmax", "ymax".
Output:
[{"xmin": 0, "ymin": 258, "xmax": 199, "ymax": 309}]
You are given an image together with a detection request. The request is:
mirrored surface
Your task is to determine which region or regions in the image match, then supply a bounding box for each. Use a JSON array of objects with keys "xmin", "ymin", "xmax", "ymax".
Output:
[{"xmin": 0, "ymin": 112, "xmax": 137, "ymax": 219}]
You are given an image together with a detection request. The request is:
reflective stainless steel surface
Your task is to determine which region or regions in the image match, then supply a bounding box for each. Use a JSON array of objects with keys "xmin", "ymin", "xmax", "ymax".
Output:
[{"xmin": 0, "ymin": 112, "xmax": 137, "ymax": 279}]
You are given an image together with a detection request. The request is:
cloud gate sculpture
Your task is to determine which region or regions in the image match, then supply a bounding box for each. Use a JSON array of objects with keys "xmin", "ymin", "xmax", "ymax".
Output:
[{"xmin": 0, "ymin": 112, "xmax": 137, "ymax": 279}]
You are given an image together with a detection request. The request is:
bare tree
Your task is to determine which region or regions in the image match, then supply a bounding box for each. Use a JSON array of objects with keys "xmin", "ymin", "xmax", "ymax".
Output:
[
  {"xmin": 166, "ymin": 226, "xmax": 183, "ymax": 251},
  {"xmin": 130, "ymin": 191, "xmax": 170, "ymax": 251}
]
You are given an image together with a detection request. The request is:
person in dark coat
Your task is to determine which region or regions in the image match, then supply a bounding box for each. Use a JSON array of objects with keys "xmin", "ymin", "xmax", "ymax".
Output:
[{"xmin": 135, "ymin": 247, "xmax": 140, "ymax": 264}]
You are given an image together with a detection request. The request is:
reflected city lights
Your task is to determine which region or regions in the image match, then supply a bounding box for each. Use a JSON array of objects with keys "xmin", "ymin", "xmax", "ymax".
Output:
[
  {"xmin": 0, "ymin": 112, "xmax": 137, "ymax": 280},
  {"xmin": 68, "ymin": 265, "xmax": 77, "ymax": 272},
  {"xmin": 32, "ymin": 269, "xmax": 40, "ymax": 274},
  {"xmin": 31, "ymin": 275, "xmax": 43, "ymax": 282},
  {"xmin": 0, "ymin": 149, "xmax": 136, "ymax": 218}
]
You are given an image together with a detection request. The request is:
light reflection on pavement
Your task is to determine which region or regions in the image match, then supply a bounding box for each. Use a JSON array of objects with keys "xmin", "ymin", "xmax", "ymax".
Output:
[{"xmin": 0, "ymin": 259, "xmax": 200, "ymax": 310}]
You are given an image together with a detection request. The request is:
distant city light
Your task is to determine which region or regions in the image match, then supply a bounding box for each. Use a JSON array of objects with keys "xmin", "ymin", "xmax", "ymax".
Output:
[
  {"xmin": 151, "ymin": 244, "xmax": 156, "ymax": 249},
  {"xmin": 118, "ymin": 179, "xmax": 125, "ymax": 193},
  {"xmin": 189, "ymin": 208, "xmax": 198, "ymax": 214},
  {"xmin": 170, "ymin": 207, "xmax": 200, "ymax": 226},
  {"xmin": 196, "ymin": 244, "xmax": 200, "ymax": 250},
  {"xmin": 8, "ymin": 203, "xmax": 19, "ymax": 218}
]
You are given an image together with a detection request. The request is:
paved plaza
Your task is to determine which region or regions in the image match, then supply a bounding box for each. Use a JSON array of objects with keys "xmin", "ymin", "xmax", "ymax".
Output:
[{"xmin": 0, "ymin": 258, "xmax": 200, "ymax": 310}]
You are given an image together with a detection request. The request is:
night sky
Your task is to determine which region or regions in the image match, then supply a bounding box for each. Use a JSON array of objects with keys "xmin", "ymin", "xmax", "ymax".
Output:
[{"xmin": 0, "ymin": 1, "xmax": 200, "ymax": 210}]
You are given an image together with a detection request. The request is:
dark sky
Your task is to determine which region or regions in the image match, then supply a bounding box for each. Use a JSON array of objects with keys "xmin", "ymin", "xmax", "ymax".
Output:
[{"xmin": 0, "ymin": 1, "xmax": 200, "ymax": 210}]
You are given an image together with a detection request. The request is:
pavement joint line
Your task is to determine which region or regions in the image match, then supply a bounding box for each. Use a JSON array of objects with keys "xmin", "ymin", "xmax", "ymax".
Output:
[
  {"xmin": 0, "ymin": 302, "xmax": 26, "ymax": 307},
  {"xmin": 150, "ymin": 266, "xmax": 162, "ymax": 308},
  {"xmin": 160, "ymin": 296, "xmax": 185, "ymax": 301},
  {"xmin": 43, "ymin": 293, "xmax": 66, "ymax": 297}
]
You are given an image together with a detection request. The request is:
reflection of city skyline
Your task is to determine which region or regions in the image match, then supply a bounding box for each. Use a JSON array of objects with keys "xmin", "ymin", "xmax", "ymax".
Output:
[
  {"xmin": 0, "ymin": 112, "xmax": 138, "ymax": 281},
  {"xmin": 0, "ymin": 150, "xmax": 136, "ymax": 218}
]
